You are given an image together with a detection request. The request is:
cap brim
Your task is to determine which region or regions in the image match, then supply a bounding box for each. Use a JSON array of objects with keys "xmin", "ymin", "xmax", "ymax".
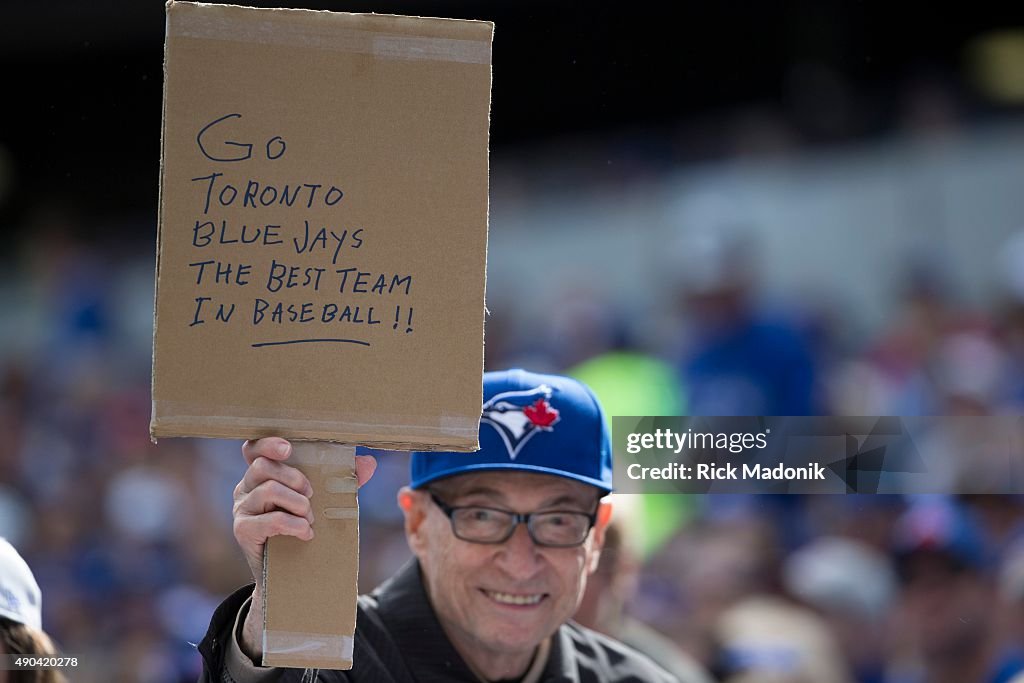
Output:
[{"xmin": 413, "ymin": 462, "xmax": 612, "ymax": 494}]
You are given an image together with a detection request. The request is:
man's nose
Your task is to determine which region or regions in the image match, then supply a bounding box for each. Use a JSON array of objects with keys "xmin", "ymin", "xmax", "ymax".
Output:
[{"xmin": 493, "ymin": 521, "xmax": 543, "ymax": 579}]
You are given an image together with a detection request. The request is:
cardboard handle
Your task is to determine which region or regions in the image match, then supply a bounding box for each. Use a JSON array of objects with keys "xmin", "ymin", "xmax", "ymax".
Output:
[{"xmin": 262, "ymin": 442, "xmax": 359, "ymax": 669}]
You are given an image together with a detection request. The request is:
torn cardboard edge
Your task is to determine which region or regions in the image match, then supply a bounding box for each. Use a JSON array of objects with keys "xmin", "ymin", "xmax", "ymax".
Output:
[
  {"xmin": 149, "ymin": 1, "xmax": 174, "ymax": 448},
  {"xmin": 262, "ymin": 442, "xmax": 359, "ymax": 669}
]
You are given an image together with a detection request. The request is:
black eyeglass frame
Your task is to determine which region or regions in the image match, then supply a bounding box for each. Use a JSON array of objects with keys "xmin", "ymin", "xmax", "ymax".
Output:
[{"xmin": 429, "ymin": 493, "xmax": 599, "ymax": 548}]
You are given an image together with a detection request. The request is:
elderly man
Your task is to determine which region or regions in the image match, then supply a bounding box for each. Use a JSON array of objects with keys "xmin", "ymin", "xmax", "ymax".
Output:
[{"xmin": 198, "ymin": 369, "xmax": 679, "ymax": 682}]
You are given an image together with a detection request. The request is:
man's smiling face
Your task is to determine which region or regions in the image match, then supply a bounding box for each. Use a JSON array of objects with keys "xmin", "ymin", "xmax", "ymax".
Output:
[{"xmin": 402, "ymin": 470, "xmax": 608, "ymax": 661}]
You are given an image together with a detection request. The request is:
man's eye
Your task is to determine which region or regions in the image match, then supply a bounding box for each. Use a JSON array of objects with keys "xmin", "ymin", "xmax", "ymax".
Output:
[{"xmin": 468, "ymin": 508, "xmax": 496, "ymax": 522}]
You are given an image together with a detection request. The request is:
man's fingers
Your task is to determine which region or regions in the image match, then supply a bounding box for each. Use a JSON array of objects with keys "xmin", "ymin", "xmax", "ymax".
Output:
[
  {"xmin": 238, "ymin": 456, "xmax": 313, "ymax": 498},
  {"xmin": 236, "ymin": 479, "xmax": 314, "ymax": 524},
  {"xmin": 234, "ymin": 510, "xmax": 314, "ymax": 545},
  {"xmin": 242, "ymin": 437, "xmax": 292, "ymax": 466},
  {"xmin": 355, "ymin": 455, "xmax": 378, "ymax": 488}
]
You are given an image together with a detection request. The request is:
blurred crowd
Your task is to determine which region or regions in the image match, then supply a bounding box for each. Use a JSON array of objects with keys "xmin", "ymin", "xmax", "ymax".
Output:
[
  {"xmin": 1, "ymin": 209, "xmax": 1024, "ymax": 683},
  {"xmin": 510, "ymin": 223, "xmax": 1024, "ymax": 683}
]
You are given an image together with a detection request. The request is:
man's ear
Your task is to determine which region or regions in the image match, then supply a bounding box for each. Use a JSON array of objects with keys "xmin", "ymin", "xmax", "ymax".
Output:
[
  {"xmin": 586, "ymin": 500, "xmax": 613, "ymax": 574},
  {"xmin": 398, "ymin": 486, "xmax": 430, "ymax": 558}
]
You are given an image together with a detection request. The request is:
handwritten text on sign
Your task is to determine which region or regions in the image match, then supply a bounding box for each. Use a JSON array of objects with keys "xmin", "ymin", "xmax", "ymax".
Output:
[{"xmin": 185, "ymin": 113, "xmax": 415, "ymax": 348}]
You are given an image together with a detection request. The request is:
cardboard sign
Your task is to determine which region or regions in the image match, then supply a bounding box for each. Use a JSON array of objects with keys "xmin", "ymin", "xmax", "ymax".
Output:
[
  {"xmin": 153, "ymin": 2, "xmax": 493, "ymax": 670},
  {"xmin": 152, "ymin": 1, "xmax": 493, "ymax": 452}
]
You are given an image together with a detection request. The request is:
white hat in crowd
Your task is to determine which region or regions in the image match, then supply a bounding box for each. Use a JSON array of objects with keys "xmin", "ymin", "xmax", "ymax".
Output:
[{"xmin": 0, "ymin": 538, "xmax": 42, "ymax": 630}]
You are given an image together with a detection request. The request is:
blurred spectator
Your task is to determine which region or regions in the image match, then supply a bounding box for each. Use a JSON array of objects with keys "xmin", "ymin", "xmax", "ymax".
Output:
[
  {"xmin": 0, "ymin": 538, "xmax": 66, "ymax": 683},
  {"xmin": 714, "ymin": 595, "xmax": 853, "ymax": 683},
  {"xmin": 888, "ymin": 499, "xmax": 1024, "ymax": 683},
  {"xmin": 646, "ymin": 515, "xmax": 783, "ymax": 671},
  {"xmin": 673, "ymin": 225, "xmax": 821, "ymax": 416},
  {"xmin": 575, "ymin": 510, "xmax": 713, "ymax": 683},
  {"xmin": 999, "ymin": 539, "xmax": 1024, "ymax": 677},
  {"xmin": 997, "ymin": 230, "xmax": 1024, "ymax": 412},
  {"xmin": 783, "ymin": 537, "xmax": 898, "ymax": 683},
  {"xmin": 835, "ymin": 249, "xmax": 1000, "ymax": 418},
  {"xmin": 567, "ymin": 325, "xmax": 692, "ymax": 559}
]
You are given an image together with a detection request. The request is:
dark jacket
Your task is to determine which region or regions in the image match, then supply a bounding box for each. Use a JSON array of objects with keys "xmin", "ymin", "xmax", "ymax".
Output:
[{"xmin": 198, "ymin": 560, "xmax": 678, "ymax": 682}]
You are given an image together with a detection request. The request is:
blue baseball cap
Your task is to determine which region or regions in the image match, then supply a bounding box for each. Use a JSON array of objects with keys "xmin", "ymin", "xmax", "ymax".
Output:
[
  {"xmin": 411, "ymin": 369, "xmax": 613, "ymax": 493},
  {"xmin": 893, "ymin": 498, "xmax": 988, "ymax": 573}
]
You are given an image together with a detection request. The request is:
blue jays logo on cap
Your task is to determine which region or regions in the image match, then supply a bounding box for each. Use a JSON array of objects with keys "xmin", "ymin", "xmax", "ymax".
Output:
[
  {"xmin": 410, "ymin": 369, "xmax": 613, "ymax": 492},
  {"xmin": 481, "ymin": 384, "xmax": 561, "ymax": 460}
]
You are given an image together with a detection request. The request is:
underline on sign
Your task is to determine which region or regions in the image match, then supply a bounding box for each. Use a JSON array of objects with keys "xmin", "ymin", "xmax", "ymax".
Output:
[{"xmin": 251, "ymin": 338, "xmax": 372, "ymax": 348}]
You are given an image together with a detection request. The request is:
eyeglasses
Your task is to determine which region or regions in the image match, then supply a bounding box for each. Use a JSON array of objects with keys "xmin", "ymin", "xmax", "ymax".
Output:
[{"xmin": 429, "ymin": 494, "xmax": 598, "ymax": 548}]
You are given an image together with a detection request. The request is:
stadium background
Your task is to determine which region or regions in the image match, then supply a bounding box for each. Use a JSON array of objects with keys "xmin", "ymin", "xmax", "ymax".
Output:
[{"xmin": 3, "ymin": 2, "xmax": 1024, "ymax": 681}]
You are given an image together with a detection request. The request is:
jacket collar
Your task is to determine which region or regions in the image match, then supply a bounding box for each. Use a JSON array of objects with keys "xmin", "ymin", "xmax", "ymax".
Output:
[{"xmin": 374, "ymin": 560, "xmax": 478, "ymax": 681}]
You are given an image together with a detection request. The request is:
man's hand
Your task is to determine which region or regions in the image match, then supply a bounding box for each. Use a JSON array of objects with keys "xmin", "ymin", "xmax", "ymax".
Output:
[{"xmin": 232, "ymin": 437, "xmax": 377, "ymax": 662}]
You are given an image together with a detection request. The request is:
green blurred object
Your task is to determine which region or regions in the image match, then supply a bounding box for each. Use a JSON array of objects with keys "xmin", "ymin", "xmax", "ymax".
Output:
[
  {"xmin": 567, "ymin": 351, "xmax": 693, "ymax": 559},
  {"xmin": 569, "ymin": 351, "xmax": 685, "ymax": 418}
]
